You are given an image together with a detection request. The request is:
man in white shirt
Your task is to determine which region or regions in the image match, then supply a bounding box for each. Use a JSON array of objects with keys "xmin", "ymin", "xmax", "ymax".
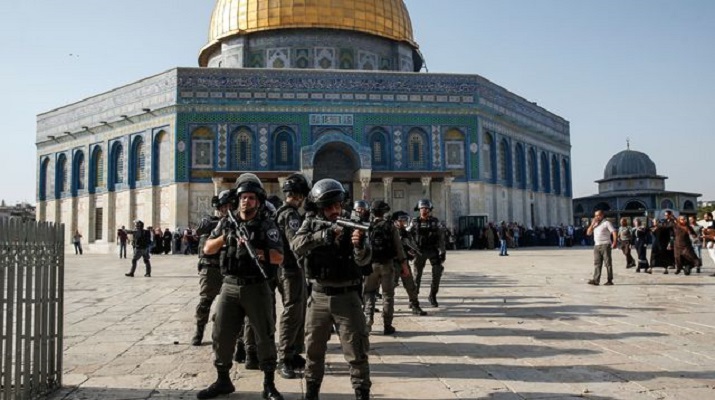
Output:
[{"xmin": 586, "ymin": 210, "xmax": 618, "ymax": 285}]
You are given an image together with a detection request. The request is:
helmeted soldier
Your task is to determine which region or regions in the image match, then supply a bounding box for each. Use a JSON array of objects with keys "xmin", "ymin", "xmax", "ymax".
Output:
[
  {"xmin": 352, "ymin": 199, "xmax": 370, "ymax": 223},
  {"xmin": 275, "ymin": 172, "xmax": 311, "ymax": 379},
  {"xmin": 125, "ymin": 220, "xmax": 152, "ymax": 277},
  {"xmin": 191, "ymin": 189, "xmax": 236, "ymax": 346},
  {"xmin": 196, "ymin": 173, "xmax": 284, "ymax": 400},
  {"xmin": 391, "ymin": 211, "xmax": 427, "ymax": 316},
  {"xmin": 408, "ymin": 199, "xmax": 446, "ymax": 307},
  {"xmin": 363, "ymin": 200, "xmax": 406, "ymax": 334},
  {"xmin": 291, "ymin": 178, "xmax": 372, "ymax": 400}
]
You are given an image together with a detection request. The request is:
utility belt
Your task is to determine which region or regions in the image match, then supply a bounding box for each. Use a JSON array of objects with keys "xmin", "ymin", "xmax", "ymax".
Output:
[
  {"xmin": 223, "ymin": 275, "xmax": 266, "ymax": 286},
  {"xmin": 312, "ymin": 284, "xmax": 361, "ymax": 296},
  {"xmin": 199, "ymin": 258, "xmax": 221, "ymax": 267}
]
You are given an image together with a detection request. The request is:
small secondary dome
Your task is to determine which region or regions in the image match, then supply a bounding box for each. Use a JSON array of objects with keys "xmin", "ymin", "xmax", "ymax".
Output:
[{"xmin": 603, "ymin": 149, "xmax": 658, "ymax": 180}]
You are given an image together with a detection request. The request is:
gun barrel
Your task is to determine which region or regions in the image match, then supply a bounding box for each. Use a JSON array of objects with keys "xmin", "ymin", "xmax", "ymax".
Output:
[
  {"xmin": 237, "ymin": 225, "xmax": 268, "ymax": 279},
  {"xmin": 335, "ymin": 218, "xmax": 370, "ymax": 232}
]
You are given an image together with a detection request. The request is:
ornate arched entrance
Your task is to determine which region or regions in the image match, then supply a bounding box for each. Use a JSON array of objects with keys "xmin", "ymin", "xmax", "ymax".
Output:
[{"xmin": 313, "ymin": 142, "xmax": 361, "ymax": 202}]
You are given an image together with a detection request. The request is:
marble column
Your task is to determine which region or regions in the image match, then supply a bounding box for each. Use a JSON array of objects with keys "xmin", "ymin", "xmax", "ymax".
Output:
[
  {"xmin": 382, "ymin": 177, "xmax": 393, "ymax": 203},
  {"xmin": 212, "ymin": 177, "xmax": 223, "ymax": 196},
  {"xmin": 421, "ymin": 176, "xmax": 432, "ymax": 198},
  {"xmin": 360, "ymin": 177, "xmax": 371, "ymax": 200},
  {"xmin": 444, "ymin": 177, "xmax": 454, "ymax": 228}
]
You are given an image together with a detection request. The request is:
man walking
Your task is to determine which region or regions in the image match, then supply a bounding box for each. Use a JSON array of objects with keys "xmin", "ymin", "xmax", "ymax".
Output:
[
  {"xmin": 125, "ymin": 220, "xmax": 152, "ymax": 277},
  {"xmin": 586, "ymin": 210, "xmax": 617, "ymax": 285},
  {"xmin": 409, "ymin": 199, "xmax": 446, "ymax": 307}
]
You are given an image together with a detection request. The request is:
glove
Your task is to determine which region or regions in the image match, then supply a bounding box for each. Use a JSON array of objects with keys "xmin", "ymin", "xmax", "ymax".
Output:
[
  {"xmin": 439, "ymin": 252, "xmax": 446, "ymax": 263},
  {"xmin": 211, "ymin": 217, "xmax": 229, "ymax": 239}
]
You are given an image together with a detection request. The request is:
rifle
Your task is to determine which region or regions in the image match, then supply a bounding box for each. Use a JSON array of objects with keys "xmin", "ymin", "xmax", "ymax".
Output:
[
  {"xmin": 226, "ymin": 211, "xmax": 269, "ymax": 279},
  {"xmin": 313, "ymin": 217, "xmax": 370, "ymax": 232},
  {"xmin": 402, "ymin": 236, "xmax": 423, "ymax": 258}
]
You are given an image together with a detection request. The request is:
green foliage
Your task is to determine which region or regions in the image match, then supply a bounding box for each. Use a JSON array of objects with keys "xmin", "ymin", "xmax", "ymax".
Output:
[{"xmin": 698, "ymin": 204, "xmax": 714, "ymax": 219}]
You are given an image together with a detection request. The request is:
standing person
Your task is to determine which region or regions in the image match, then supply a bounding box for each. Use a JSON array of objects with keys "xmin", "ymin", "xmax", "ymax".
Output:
[
  {"xmin": 703, "ymin": 212, "xmax": 715, "ymax": 275},
  {"xmin": 274, "ymin": 173, "xmax": 311, "ymax": 379},
  {"xmin": 673, "ymin": 215, "xmax": 701, "ymax": 275},
  {"xmin": 117, "ymin": 226, "xmax": 128, "ymax": 259},
  {"xmin": 391, "ymin": 211, "xmax": 427, "ymax": 316},
  {"xmin": 497, "ymin": 221, "xmax": 511, "ymax": 256},
  {"xmin": 409, "ymin": 199, "xmax": 446, "ymax": 307},
  {"xmin": 586, "ymin": 210, "xmax": 617, "ymax": 286},
  {"xmin": 618, "ymin": 218, "xmax": 636, "ymax": 268},
  {"xmin": 196, "ymin": 174, "xmax": 284, "ymax": 400},
  {"xmin": 363, "ymin": 200, "xmax": 404, "ymax": 335},
  {"xmin": 291, "ymin": 179, "xmax": 372, "ymax": 400},
  {"xmin": 125, "ymin": 220, "xmax": 152, "ymax": 277},
  {"xmin": 512, "ymin": 224, "xmax": 521, "ymax": 249},
  {"xmin": 649, "ymin": 215, "xmax": 676, "ymax": 274},
  {"xmin": 162, "ymin": 228, "xmax": 172, "ymax": 255},
  {"xmin": 191, "ymin": 190, "xmax": 236, "ymax": 346},
  {"xmin": 689, "ymin": 215, "xmax": 703, "ymax": 272},
  {"xmin": 72, "ymin": 230, "xmax": 83, "ymax": 255},
  {"xmin": 557, "ymin": 225, "xmax": 565, "ymax": 248},
  {"xmin": 633, "ymin": 218, "xmax": 649, "ymax": 273}
]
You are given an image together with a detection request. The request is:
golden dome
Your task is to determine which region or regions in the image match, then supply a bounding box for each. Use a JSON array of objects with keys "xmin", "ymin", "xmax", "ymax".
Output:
[{"xmin": 200, "ymin": 0, "xmax": 417, "ymax": 66}]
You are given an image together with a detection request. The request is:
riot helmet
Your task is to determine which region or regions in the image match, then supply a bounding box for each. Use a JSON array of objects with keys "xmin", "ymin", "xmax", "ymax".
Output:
[
  {"xmin": 414, "ymin": 198, "xmax": 434, "ymax": 211},
  {"xmin": 353, "ymin": 199, "xmax": 370, "ymax": 211},
  {"xmin": 391, "ymin": 210, "xmax": 410, "ymax": 222},
  {"xmin": 309, "ymin": 179, "xmax": 346, "ymax": 208},
  {"xmin": 370, "ymin": 200, "xmax": 390, "ymax": 214},
  {"xmin": 214, "ymin": 189, "xmax": 237, "ymax": 209},
  {"xmin": 235, "ymin": 173, "xmax": 266, "ymax": 202},
  {"xmin": 134, "ymin": 220, "xmax": 144, "ymax": 229},
  {"xmin": 282, "ymin": 173, "xmax": 311, "ymax": 196}
]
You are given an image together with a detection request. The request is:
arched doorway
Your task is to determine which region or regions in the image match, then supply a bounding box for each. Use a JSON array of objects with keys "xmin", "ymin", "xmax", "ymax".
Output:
[{"xmin": 313, "ymin": 142, "xmax": 361, "ymax": 202}]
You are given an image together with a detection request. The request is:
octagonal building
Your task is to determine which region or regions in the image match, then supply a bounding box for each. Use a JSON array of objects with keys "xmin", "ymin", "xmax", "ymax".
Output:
[{"xmin": 35, "ymin": 0, "xmax": 572, "ymax": 252}]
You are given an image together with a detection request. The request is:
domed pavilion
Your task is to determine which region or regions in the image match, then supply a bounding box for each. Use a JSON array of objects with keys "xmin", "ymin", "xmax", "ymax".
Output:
[
  {"xmin": 572, "ymin": 146, "xmax": 699, "ymax": 225},
  {"xmin": 35, "ymin": 0, "xmax": 573, "ymax": 253}
]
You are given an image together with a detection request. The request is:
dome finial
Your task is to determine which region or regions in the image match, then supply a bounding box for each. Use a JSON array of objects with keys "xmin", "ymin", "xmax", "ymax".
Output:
[{"xmin": 626, "ymin": 137, "xmax": 630, "ymax": 150}]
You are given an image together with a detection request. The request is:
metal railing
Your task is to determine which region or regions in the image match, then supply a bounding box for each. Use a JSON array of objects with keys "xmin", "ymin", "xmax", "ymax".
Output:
[{"xmin": 1, "ymin": 219, "xmax": 64, "ymax": 399}]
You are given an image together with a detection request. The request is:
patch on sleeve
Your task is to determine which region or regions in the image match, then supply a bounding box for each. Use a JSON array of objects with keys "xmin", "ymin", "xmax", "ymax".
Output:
[
  {"xmin": 267, "ymin": 228, "xmax": 280, "ymax": 243},
  {"xmin": 288, "ymin": 217, "xmax": 301, "ymax": 232}
]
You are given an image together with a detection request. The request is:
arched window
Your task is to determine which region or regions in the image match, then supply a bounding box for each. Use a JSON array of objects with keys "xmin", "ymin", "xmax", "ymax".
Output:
[
  {"xmin": 624, "ymin": 200, "xmax": 646, "ymax": 210},
  {"xmin": 660, "ymin": 199, "xmax": 674, "ymax": 210},
  {"xmin": 230, "ymin": 127, "xmax": 253, "ymax": 170},
  {"xmin": 73, "ymin": 151, "xmax": 86, "ymax": 193},
  {"xmin": 56, "ymin": 154, "xmax": 68, "ymax": 197},
  {"xmin": 498, "ymin": 139, "xmax": 511, "ymax": 185},
  {"xmin": 575, "ymin": 204, "xmax": 585, "ymax": 214},
  {"xmin": 562, "ymin": 159, "xmax": 570, "ymax": 196},
  {"xmin": 683, "ymin": 200, "xmax": 695, "ymax": 210},
  {"xmin": 370, "ymin": 129, "xmax": 388, "ymax": 168},
  {"xmin": 407, "ymin": 129, "xmax": 426, "ymax": 169},
  {"xmin": 131, "ymin": 137, "xmax": 146, "ymax": 187},
  {"xmin": 482, "ymin": 132, "xmax": 493, "ymax": 179},
  {"xmin": 273, "ymin": 128, "xmax": 294, "ymax": 169},
  {"xmin": 91, "ymin": 147, "xmax": 104, "ymax": 192},
  {"xmin": 39, "ymin": 158, "xmax": 50, "ymax": 201},
  {"xmin": 540, "ymin": 152, "xmax": 551, "ymax": 193},
  {"xmin": 528, "ymin": 148, "xmax": 538, "ymax": 191},
  {"xmin": 515, "ymin": 144, "xmax": 525, "ymax": 188},
  {"xmin": 551, "ymin": 155, "xmax": 560, "ymax": 195},
  {"xmin": 594, "ymin": 202, "xmax": 611, "ymax": 212},
  {"xmin": 111, "ymin": 143, "xmax": 125, "ymax": 189},
  {"xmin": 444, "ymin": 128, "xmax": 465, "ymax": 169},
  {"xmin": 154, "ymin": 130, "xmax": 171, "ymax": 184}
]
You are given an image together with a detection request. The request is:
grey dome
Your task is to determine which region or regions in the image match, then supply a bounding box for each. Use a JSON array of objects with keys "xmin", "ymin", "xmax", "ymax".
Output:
[{"xmin": 603, "ymin": 149, "xmax": 657, "ymax": 180}]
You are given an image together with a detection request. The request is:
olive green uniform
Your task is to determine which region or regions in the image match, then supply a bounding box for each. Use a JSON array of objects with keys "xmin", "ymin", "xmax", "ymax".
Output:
[
  {"xmin": 195, "ymin": 217, "xmax": 223, "ymax": 327},
  {"xmin": 409, "ymin": 216, "xmax": 446, "ymax": 299},
  {"xmin": 395, "ymin": 226, "xmax": 423, "ymax": 309},
  {"xmin": 291, "ymin": 215, "xmax": 372, "ymax": 391}
]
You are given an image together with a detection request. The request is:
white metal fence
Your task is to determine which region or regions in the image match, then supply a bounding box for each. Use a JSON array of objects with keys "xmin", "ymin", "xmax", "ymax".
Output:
[{"xmin": 1, "ymin": 219, "xmax": 64, "ymax": 399}]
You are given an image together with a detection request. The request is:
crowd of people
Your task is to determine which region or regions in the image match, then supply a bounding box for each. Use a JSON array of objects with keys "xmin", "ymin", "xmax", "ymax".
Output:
[
  {"xmin": 172, "ymin": 173, "xmax": 448, "ymax": 400},
  {"xmin": 462, "ymin": 222, "xmax": 584, "ymax": 250}
]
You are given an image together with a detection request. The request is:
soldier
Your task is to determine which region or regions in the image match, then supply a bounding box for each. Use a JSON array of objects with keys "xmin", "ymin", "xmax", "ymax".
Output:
[
  {"xmin": 291, "ymin": 179, "xmax": 372, "ymax": 400},
  {"xmin": 408, "ymin": 199, "xmax": 446, "ymax": 307},
  {"xmin": 124, "ymin": 220, "xmax": 152, "ymax": 277},
  {"xmin": 275, "ymin": 173, "xmax": 311, "ymax": 379},
  {"xmin": 191, "ymin": 189, "xmax": 236, "ymax": 346},
  {"xmin": 392, "ymin": 211, "xmax": 427, "ymax": 316},
  {"xmin": 363, "ymin": 200, "xmax": 406, "ymax": 334},
  {"xmin": 196, "ymin": 173, "xmax": 284, "ymax": 400},
  {"xmin": 352, "ymin": 199, "xmax": 371, "ymax": 223}
]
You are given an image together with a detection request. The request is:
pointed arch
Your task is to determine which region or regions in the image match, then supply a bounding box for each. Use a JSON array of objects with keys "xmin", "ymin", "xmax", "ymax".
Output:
[
  {"xmin": 407, "ymin": 128, "xmax": 428, "ymax": 169},
  {"xmin": 39, "ymin": 157, "xmax": 50, "ymax": 201},
  {"xmin": 230, "ymin": 126, "xmax": 253, "ymax": 170},
  {"xmin": 482, "ymin": 132, "xmax": 495, "ymax": 181},
  {"xmin": 551, "ymin": 155, "xmax": 561, "ymax": 195},
  {"xmin": 528, "ymin": 147, "xmax": 538, "ymax": 192},
  {"xmin": 72, "ymin": 150, "xmax": 86, "ymax": 195},
  {"xmin": 562, "ymin": 158, "xmax": 571, "ymax": 197},
  {"xmin": 130, "ymin": 136, "xmax": 146, "ymax": 188},
  {"xmin": 153, "ymin": 130, "xmax": 171, "ymax": 184},
  {"xmin": 498, "ymin": 138, "xmax": 512, "ymax": 186},
  {"xmin": 540, "ymin": 152, "xmax": 551, "ymax": 193},
  {"xmin": 369, "ymin": 127, "xmax": 389, "ymax": 169},
  {"xmin": 90, "ymin": 146, "xmax": 104, "ymax": 193},
  {"xmin": 273, "ymin": 126, "xmax": 295, "ymax": 169},
  {"xmin": 109, "ymin": 142, "xmax": 124, "ymax": 191},
  {"xmin": 55, "ymin": 153, "xmax": 68, "ymax": 198}
]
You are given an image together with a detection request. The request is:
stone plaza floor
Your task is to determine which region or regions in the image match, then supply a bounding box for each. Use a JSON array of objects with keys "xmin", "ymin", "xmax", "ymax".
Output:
[{"xmin": 49, "ymin": 246, "xmax": 715, "ymax": 400}]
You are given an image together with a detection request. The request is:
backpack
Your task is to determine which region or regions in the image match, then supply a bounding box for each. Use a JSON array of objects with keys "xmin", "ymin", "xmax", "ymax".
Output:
[{"xmin": 370, "ymin": 219, "xmax": 396, "ymax": 262}]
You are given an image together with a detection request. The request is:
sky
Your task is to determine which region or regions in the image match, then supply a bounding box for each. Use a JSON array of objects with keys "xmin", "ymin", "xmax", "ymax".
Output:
[{"xmin": 0, "ymin": 0, "xmax": 713, "ymax": 205}]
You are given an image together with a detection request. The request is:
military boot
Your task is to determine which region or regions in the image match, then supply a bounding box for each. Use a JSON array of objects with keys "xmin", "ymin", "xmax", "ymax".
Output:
[
  {"xmin": 261, "ymin": 370, "xmax": 284, "ymax": 400},
  {"xmin": 196, "ymin": 370, "xmax": 234, "ymax": 399},
  {"xmin": 245, "ymin": 351, "xmax": 259, "ymax": 370},
  {"xmin": 305, "ymin": 381, "xmax": 321, "ymax": 400},
  {"xmin": 278, "ymin": 358, "xmax": 296, "ymax": 379},
  {"xmin": 191, "ymin": 324, "xmax": 205, "ymax": 346},
  {"xmin": 410, "ymin": 304, "xmax": 427, "ymax": 316},
  {"xmin": 292, "ymin": 354, "xmax": 306, "ymax": 369},
  {"xmin": 428, "ymin": 293, "xmax": 439, "ymax": 307},
  {"xmin": 355, "ymin": 388, "xmax": 370, "ymax": 400}
]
